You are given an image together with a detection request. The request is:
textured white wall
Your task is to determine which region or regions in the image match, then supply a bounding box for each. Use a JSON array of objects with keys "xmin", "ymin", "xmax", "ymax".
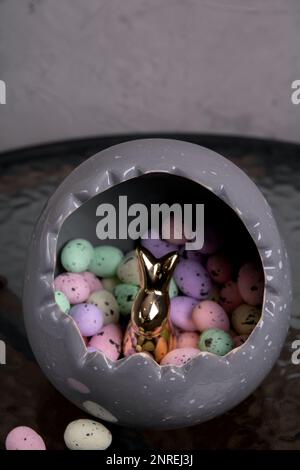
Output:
[{"xmin": 0, "ymin": 0, "xmax": 299, "ymax": 151}]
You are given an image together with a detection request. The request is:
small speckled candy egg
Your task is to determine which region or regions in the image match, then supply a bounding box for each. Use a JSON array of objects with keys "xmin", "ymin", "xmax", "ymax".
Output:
[
  {"xmin": 177, "ymin": 331, "xmax": 200, "ymax": 349},
  {"xmin": 89, "ymin": 324, "xmax": 122, "ymax": 361},
  {"xmin": 117, "ymin": 250, "xmax": 140, "ymax": 285},
  {"xmin": 219, "ymin": 281, "xmax": 243, "ymax": 313},
  {"xmin": 5, "ymin": 426, "xmax": 46, "ymax": 450},
  {"xmin": 231, "ymin": 304, "xmax": 261, "ymax": 335},
  {"xmin": 101, "ymin": 276, "xmax": 121, "ymax": 292},
  {"xmin": 160, "ymin": 347, "xmax": 200, "ymax": 366},
  {"xmin": 54, "ymin": 290, "xmax": 70, "ymax": 314},
  {"xmin": 89, "ymin": 245, "xmax": 124, "ymax": 277},
  {"xmin": 141, "ymin": 230, "xmax": 178, "ymax": 258},
  {"xmin": 54, "ymin": 273, "xmax": 90, "ymax": 304},
  {"xmin": 64, "ymin": 419, "xmax": 112, "ymax": 450},
  {"xmin": 88, "ymin": 289, "xmax": 119, "ymax": 325},
  {"xmin": 238, "ymin": 262, "xmax": 264, "ymax": 305},
  {"xmin": 81, "ymin": 271, "xmax": 103, "ymax": 293},
  {"xmin": 174, "ymin": 259, "xmax": 211, "ymax": 299},
  {"xmin": 199, "ymin": 328, "xmax": 234, "ymax": 356},
  {"xmin": 192, "ymin": 300, "xmax": 230, "ymax": 332},
  {"xmin": 61, "ymin": 238, "xmax": 94, "ymax": 273},
  {"xmin": 207, "ymin": 252, "xmax": 232, "ymax": 284},
  {"xmin": 69, "ymin": 303, "xmax": 104, "ymax": 336},
  {"xmin": 170, "ymin": 296, "xmax": 198, "ymax": 331},
  {"xmin": 114, "ymin": 283, "xmax": 139, "ymax": 315}
]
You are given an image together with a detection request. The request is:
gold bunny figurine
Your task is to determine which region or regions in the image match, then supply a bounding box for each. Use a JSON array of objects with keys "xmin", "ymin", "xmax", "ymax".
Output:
[{"xmin": 131, "ymin": 245, "xmax": 179, "ymax": 339}]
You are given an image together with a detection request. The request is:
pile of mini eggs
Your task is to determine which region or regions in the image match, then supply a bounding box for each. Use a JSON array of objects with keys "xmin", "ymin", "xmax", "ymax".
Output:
[{"xmin": 54, "ymin": 229, "xmax": 264, "ymax": 366}]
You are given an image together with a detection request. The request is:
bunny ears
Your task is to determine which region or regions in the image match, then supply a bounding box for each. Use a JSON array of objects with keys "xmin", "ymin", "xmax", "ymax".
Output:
[{"xmin": 136, "ymin": 245, "xmax": 179, "ymax": 291}]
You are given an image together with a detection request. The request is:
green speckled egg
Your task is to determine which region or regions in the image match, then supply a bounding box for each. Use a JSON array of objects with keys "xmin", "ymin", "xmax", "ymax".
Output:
[
  {"xmin": 199, "ymin": 328, "xmax": 234, "ymax": 356},
  {"xmin": 101, "ymin": 276, "xmax": 121, "ymax": 292},
  {"xmin": 88, "ymin": 289, "xmax": 119, "ymax": 325},
  {"xmin": 55, "ymin": 290, "xmax": 70, "ymax": 314},
  {"xmin": 61, "ymin": 239, "xmax": 94, "ymax": 273},
  {"xmin": 114, "ymin": 283, "xmax": 139, "ymax": 315},
  {"xmin": 169, "ymin": 278, "xmax": 178, "ymax": 298},
  {"xmin": 89, "ymin": 245, "xmax": 124, "ymax": 277},
  {"xmin": 117, "ymin": 250, "xmax": 140, "ymax": 285}
]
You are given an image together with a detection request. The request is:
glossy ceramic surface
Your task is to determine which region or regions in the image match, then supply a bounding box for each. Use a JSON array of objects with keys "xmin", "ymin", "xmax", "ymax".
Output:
[{"xmin": 21, "ymin": 139, "xmax": 291, "ymax": 428}]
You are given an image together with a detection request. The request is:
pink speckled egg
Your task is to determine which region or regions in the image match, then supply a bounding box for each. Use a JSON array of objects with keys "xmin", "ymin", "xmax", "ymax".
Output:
[
  {"xmin": 69, "ymin": 303, "xmax": 104, "ymax": 337},
  {"xmin": 177, "ymin": 332, "xmax": 200, "ymax": 349},
  {"xmin": 219, "ymin": 280, "xmax": 243, "ymax": 313},
  {"xmin": 192, "ymin": 300, "xmax": 230, "ymax": 332},
  {"xmin": 160, "ymin": 347, "xmax": 200, "ymax": 366},
  {"xmin": 89, "ymin": 324, "xmax": 122, "ymax": 361},
  {"xmin": 81, "ymin": 271, "xmax": 103, "ymax": 293},
  {"xmin": 207, "ymin": 252, "xmax": 232, "ymax": 284},
  {"xmin": 141, "ymin": 230, "xmax": 178, "ymax": 258},
  {"xmin": 54, "ymin": 273, "xmax": 90, "ymax": 304},
  {"xmin": 237, "ymin": 262, "xmax": 264, "ymax": 306},
  {"xmin": 5, "ymin": 426, "xmax": 46, "ymax": 450},
  {"xmin": 170, "ymin": 296, "xmax": 198, "ymax": 331},
  {"xmin": 174, "ymin": 259, "xmax": 211, "ymax": 299}
]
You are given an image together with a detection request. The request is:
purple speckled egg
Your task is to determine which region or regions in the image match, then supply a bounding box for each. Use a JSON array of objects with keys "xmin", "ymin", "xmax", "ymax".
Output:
[
  {"xmin": 237, "ymin": 262, "xmax": 264, "ymax": 306},
  {"xmin": 192, "ymin": 300, "xmax": 230, "ymax": 332},
  {"xmin": 54, "ymin": 273, "xmax": 90, "ymax": 304},
  {"xmin": 141, "ymin": 230, "xmax": 178, "ymax": 258},
  {"xmin": 174, "ymin": 259, "xmax": 211, "ymax": 299},
  {"xmin": 161, "ymin": 347, "xmax": 200, "ymax": 366},
  {"xmin": 5, "ymin": 426, "xmax": 46, "ymax": 450},
  {"xmin": 177, "ymin": 331, "xmax": 200, "ymax": 349},
  {"xmin": 170, "ymin": 296, "xmax": 198, "ymax": 331},
  {"xmin": 69, "ymin": 303, "xmax": 104, "ymax": 337},
  {"xmin": 88, "ymin": 324, "xmax": 122, "ymax": 361},
  {"xmin": 81, "ymin": 271, "xmax": 103, "ymax": 293}
]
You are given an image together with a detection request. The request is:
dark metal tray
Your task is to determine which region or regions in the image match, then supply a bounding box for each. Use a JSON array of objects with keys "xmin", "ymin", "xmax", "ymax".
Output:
[{"xmin": 1, "ymin": 134, "xmax": 300, "ymax": 450}]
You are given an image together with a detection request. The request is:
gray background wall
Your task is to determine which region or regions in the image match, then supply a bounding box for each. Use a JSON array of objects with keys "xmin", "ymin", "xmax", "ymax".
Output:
[{"xmin": 0, "ymin": 0, "xmax": 299, "ymax": 152}]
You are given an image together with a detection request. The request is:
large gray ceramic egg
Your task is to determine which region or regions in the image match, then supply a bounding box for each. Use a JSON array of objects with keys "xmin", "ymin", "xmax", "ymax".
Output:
[{"xmin": 23, "ymin": 139, "xmax": 292, "ymax": 429}]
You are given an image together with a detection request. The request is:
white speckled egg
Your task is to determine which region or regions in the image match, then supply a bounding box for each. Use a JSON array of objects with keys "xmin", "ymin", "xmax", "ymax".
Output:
[
  {"xmin": 117, "ymin": 250, "xmax": 141, "ymax": 285},
  {"xmin": 63, "ymin": 419, "xmax": 112, "ymax": 450},
  {"xmin": 88, "ymin": 289, "xmax": 119, "ymax": 325},
  {"xmin": 101, "ymin": 276, "xmax": 121, "ymax": 292}
]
